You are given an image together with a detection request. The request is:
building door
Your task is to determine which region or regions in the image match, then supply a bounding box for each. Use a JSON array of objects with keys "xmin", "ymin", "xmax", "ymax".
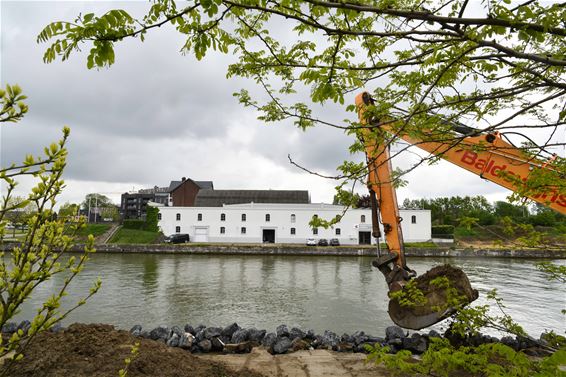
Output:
[
  {"xmin": 263, "ymin": 229, "xmax": 275, "ymax": 243},
  {"xmin": 194, "ymin": 227, "xmax": 209, "ymax": 242},
  {"xmin": 358, "ymin": 231, "xmax": 371, "ymax": 245}
]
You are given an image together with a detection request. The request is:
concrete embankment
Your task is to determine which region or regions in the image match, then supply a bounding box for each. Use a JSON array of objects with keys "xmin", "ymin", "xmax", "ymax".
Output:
[
  {"xmin": 78, "ymin": 243, "xmax": 566, "ymax": 258},
  {"xmin": 2, "ymin": 241, "xmax": 564, "ymax": 258}
]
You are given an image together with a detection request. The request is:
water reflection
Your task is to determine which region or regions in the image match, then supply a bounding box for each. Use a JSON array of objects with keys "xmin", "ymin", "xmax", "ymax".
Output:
[
  {"xmin": 142, "ymin": 255, "xmax": 158, "ymax": 292},
  {"xmin": 13, "ymin": 253, "xmax": 565, "ymax": 336}
]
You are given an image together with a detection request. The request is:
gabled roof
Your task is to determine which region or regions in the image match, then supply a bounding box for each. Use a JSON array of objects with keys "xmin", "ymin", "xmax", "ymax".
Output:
[
  {"xmin": 168, "ymin": 181, "xmax": 183, "ymax": 192},
  {"xmin": 168, "ymin": 179, "xmax": 214, "ymax": 192},
  {"xmin": 194, "ymin": 189, "xmax": 310, "ymax": 207}
]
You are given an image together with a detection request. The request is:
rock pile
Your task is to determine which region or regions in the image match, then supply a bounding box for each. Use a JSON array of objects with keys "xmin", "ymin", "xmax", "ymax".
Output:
[
  {"xmin": 126, "ymin": 322, "xmax": 417, "ymax": 355},
  {"xmin": 134, "ymin": 323, "xmax": 454, "ymax": 354},
  {"xmin": 1, "ymin": 320, "xmax": 551, "ymax": 356}
]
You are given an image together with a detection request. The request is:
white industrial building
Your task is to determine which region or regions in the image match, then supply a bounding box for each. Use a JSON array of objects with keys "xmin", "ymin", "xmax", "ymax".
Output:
[{"xmin": 157, "ymin": 203, "xmax": 431, "ymax": 245}]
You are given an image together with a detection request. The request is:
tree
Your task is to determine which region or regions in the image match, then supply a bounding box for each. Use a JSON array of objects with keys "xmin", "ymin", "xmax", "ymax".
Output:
[
  {"xmin": 402, "ymin": 195, "xmax": 495, "ymax": 225},
  {"xmin": 100, "ymin": 205, "xmax": 120, "ymax": 222},
  {"xmin": 332, "ymin": 191, "xmax": 360, "ymax": 206},
  {"xmin": 4, "ymin": 196, "xmax": 35, "ymax": 234},
  {"xmin": 81, "ymin": 193, "xmax": 117, "ymax": 222},
  {"xmin": 37, "ymin": 0, "xmax": 565, "ymax": 208},
  {"xmin": 356, "ymin": 194, "xmax": 371, "ymax": 209},
  {"xmin": 0, "ymin": 85, "xmax": 99, "ymax": 374},
  {"xmin": 529, "ymin": 203, "xmax": 565, "ymax": 227},
  {"xmin": 81, "ymin": 193, "xmax": 114, "ymax": 212},
  {"xmin": 494, "ymin": 200, "xmax": 527, "ymax": 220},
  {"xmin": 58, "ymin": 202, "xmax": 80, "ymax": 219}
]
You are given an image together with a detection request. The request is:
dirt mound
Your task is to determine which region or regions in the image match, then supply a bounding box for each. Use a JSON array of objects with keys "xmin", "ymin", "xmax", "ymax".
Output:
[
  {"xmin": 6, "ymin": 323, "xmax": 264, "ymax": 377},
  {"xmin": 389, "ymin": 264, "xmax": 479, "ymax": 329}
]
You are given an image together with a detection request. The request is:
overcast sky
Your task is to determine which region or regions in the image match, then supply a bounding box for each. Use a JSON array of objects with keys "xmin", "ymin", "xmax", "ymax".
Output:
[{"xmin": 1, "ymin": 1, "xmax": 563, "ymax": 208}]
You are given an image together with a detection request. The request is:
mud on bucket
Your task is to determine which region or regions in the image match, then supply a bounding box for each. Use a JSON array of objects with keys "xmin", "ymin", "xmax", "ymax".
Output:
[{"xmin": 388, "ymin": 264, "xmax": 479, "ymax": 330}]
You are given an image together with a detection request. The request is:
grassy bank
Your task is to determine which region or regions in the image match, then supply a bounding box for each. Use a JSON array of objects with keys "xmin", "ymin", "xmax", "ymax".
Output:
[
  {"xmin": 109, "ymin": 228, "xmax": 161, "ymax": 244},
  {"xmin": 76, "ymin": 223, "xmax": 112, "ymax": 238},
  {"xmin": 453, "ymin": 224, "xmax": 566, "ymax": 248}
]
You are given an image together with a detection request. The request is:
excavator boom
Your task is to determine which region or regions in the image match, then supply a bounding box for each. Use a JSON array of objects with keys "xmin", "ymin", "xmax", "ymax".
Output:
[
  {"xmin": 355, "ymin": 91, "xmax": 564, "ymax": 329},
  {"xmin": 356, "ymin": 92, "xmax": 565, "ymax": 215}
]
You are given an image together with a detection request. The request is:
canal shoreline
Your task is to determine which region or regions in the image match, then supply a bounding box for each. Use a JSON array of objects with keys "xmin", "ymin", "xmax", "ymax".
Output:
[
  {"xmin": 4, "ymin": 320, "xmax": 557, "ymax": 377},
  {"xmin": 2, "ymin": 241, "xmax": 565, "ymax": 258},
  {"xmin": 77, "ymin": 243, "xmax": 566, "ymax": 258}
]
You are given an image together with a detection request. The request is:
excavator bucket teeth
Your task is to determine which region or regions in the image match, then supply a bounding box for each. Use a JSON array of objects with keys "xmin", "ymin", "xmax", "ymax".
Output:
[{"xmin": 388, "ymin": 265, "xmax": 479, "ymax": 330}]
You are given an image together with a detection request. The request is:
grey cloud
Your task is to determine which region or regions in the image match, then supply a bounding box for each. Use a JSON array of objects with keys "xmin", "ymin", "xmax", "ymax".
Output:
[
  {"xmin": 3, "ymin": 2, "xmax": 247, "ymax": 138},
  {"xmin": 1, "ymin": 1, "xmax": 516, "ymax": 203}
]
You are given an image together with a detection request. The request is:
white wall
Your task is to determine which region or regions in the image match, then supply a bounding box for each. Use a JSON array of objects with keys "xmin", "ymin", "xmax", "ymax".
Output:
[
  {"xmin": 159, "ymin": 203, "xmax": 431, "ymax": 245},
  {"xmin": 158, "ymin": 203, "xmax": 431, "ymax": 245}
]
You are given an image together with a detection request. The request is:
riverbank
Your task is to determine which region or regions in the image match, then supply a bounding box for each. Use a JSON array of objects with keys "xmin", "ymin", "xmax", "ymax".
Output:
[
  {"xmin": 4, "ymin": 323, "xmax": 390, "ymax": 377},
  {"xmin": 4, "ymin": 320, "xmax": 559, "ymax": 377},
  {"xmin": 77, "ymin": 243, "xmax": 566, "ymax": 258},
  {"xmin": 2, "ymin": 240, "xmax": 564, "ymax": 257}
]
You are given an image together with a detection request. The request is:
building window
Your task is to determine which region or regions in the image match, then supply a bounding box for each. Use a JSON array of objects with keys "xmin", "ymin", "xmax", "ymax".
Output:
[
  {"xmin": 411, "ymin": 215, "xmax": 417, "ymax": 224},
  {"xmin": 336, "ymin": 228, "xmax": 341, "ymax": 235},
  {"xmin": 220, "ymin": 227, "xmax": 225, "ymax": 234},
  {"xmin": 176, "ymin": 213, "xmax": 181, "ymax": 221},
  {"xmin": 291, "ymin": 214, "xmax": 296, "ymax": 223},
  {"xmin": 241, "ymin": 214, "xmax": 246, "ymax": 222},
  {"xmin": 313, "ymin": 228, "xmax": 318, "ymax": 235},
  {"xmin": 361, "ymin": 215, "xmax": 366, "ymax": 223},
  {"xmin": 221, "ymin": 213, "xmax": 226, "ymax": 221},
  {"xmin": 157, "ymin": 213, "xmax": 162, "ymax": 220},
  {"xmin": 265, "ymin": 214, "xmax": 270, "ymax": 222},
  {"xmin": 175, "ymin": 226, "xmax": 181, "ymax": 233},
  {"xmin": 197, "ymin": 213, "xmax": 202, "ymax": 221},
  {"xmin": 290, "ymin": 227, "xmax": 296, "ymax": 235},
  {"xmin": 241, "ymin": 227, "xmax": 246, "ymax": 234}
]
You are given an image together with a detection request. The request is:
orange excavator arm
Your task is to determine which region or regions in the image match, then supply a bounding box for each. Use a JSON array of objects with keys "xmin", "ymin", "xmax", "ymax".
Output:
[
  {"xmin": 358, "ymin": 111, "xmax": 416, "ymax": 292},
  {"xmin": 356, "ymin": 92, "xmax": 566, "ymax": 215},
  {"xmin": 355, "ymin": 91, "xmax": 564, "ymax": 329}
]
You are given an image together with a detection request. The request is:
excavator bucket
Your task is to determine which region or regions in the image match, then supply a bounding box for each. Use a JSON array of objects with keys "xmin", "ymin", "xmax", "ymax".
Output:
[{"xmin": 387, "ymin": 265, "xmax": 479, "ymax": 330}]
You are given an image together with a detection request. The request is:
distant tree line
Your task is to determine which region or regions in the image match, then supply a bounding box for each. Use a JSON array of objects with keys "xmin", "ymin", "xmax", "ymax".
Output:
[
  {"xmin": 401, "ymin": 196, "xmax": 565, "ymax": 228},
  {"xmin": 334, "ymin": 193, "xmax": 565, "ymax": 228}
]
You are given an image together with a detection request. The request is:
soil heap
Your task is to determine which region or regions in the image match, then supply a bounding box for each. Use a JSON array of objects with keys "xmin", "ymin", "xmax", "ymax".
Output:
[{"xmin": 6, "ymin": 323, "xmax": 264, "ymax": 377}]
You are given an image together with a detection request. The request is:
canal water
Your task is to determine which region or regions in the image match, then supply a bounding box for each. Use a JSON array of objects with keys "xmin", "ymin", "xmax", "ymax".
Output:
[{"xmin": 16, "ymin": 253, "xmax": 565, "ymax": 336}]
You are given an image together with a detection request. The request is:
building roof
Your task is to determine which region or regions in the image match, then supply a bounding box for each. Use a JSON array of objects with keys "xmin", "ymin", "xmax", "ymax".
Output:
[
  {"xmin": 194, "ymin": 181, "xmax": 214, "ymax": 190},
  {"xmin": 169, "ymin": 179, "xmax": 214, "ymax": 192},
  {"xmin": 138, "ymin": 186, "xmax": 169, "ymax": 194},
  {"xmin": 194, "ymin": 189, "xmax": 310, "ymax": 207},
  {"xmin": 168, "ymin": 181, "xmax": 183, "ymax": 192}
]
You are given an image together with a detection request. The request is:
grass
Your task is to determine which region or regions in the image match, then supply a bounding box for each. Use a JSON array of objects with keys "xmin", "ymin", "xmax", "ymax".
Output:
[
  {"xmin": 109, "ymin": 228, "xmax": 160, "ymax": 244},
  {"xmin": 75, "ymin": 223, "xmax": 112, "ymax": 238},
  {"xmin": 5, "ymin": 224, "xmax": 113, "ymax": 242},
  {"xmin": 378, "ymin": 242, "xmax": 437, "ymax": 248},
  {"xmin": 454, "ymin": 226, "xmax": 478, "ymax": 238},
  {"xmin": 405, "ymin": 241, "xmax": 437, "ymax": 248}
]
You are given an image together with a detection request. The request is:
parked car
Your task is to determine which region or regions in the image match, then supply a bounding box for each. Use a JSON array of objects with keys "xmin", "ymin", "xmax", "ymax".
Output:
[
  {"xmin": 306, "ymin": 238, "xmax": 317, "ymax": 246},
  {"xmin": 164, "ymin": 233, "xmax": 190, "ymax": 244},
  {"xmin": 329, "ymin": 238, "xmax": 340, "ymax": 246},
  {"xmin": 317, "ymin": 238, "xmax": 328, "ymax": 246}
]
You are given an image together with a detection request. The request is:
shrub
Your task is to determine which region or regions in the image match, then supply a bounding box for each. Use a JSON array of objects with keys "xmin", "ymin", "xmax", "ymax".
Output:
[
  {"xmin": 432, "ymin": 225, "xmax": 455, "ymax": 236},
  {"xmin": 123, "ymin": 208, "xmax": 159, "ymax": 232},
  {"xmin": 0, "ymin": 85, "xmax": 99, "ymax": 374},
  {"xmin": 145, "ymin": 206, "xmax": 159, "ymax": 232},
  {"xmin": 122, "ymin": 219, "xmax": 146, "ymax": 230}
]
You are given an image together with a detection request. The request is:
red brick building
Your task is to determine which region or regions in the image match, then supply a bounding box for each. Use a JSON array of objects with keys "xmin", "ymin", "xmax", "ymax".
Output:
[{"xmin": 170, "ymin": 178, "xmax": 214, "ymax": 206}]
